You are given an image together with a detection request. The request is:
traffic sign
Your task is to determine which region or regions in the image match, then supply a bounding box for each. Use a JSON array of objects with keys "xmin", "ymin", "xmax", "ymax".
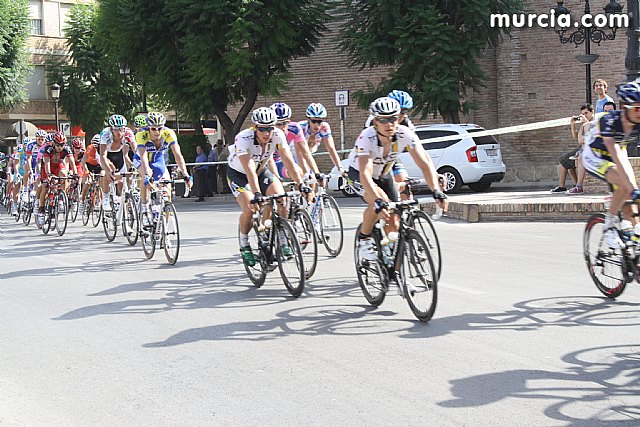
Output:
[{"xmin": 335, "ymin": 90, "xmax": 349, "ymax": 107}]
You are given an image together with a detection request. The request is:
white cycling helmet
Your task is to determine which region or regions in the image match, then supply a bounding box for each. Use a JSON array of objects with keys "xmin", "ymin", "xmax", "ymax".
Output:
[
  {"xmin": 370, "ymin": 97, "xmax": 401, "ymax": 117},
  {"xmin": 306, "ymin": 103, "xmax": 327, "ymax": 119},
  {"xmin": 251, "ymin": 107, "xmax": 277, "ymax": 126}
]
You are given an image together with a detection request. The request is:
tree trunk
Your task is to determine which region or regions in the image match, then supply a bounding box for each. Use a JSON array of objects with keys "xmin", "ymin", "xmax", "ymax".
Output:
[{"xmin": 441, "ymin": 110, "xmax": 460, "ymax": 124}]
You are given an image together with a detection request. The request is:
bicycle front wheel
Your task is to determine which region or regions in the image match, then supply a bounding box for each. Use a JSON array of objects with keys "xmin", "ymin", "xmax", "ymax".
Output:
[
  {"xmin": 102, "ymin": 199, "xmax": 118, "ymax": 242},
  {"xmin": 319, "ymin": 195, "xmax": 344, "ymax": 257},
  {"xmin": 241, "ymin": 222, "xmax": 267, "ymax": 287},
  {"xmin": 22, "ymin": 200, "xmax": 32, "ymax": 226},
  {"xmin": 162, "ymin": 203, "xmax": 180, "ymax": 265},
  {"xmin": 291, "ymin": 208, "xmax": 317, "ymax": 279},
  {"xmin": 276, "ymin": 219, "xmax": 305, "ymax": 297},
  {"xmin": 91, "ymin": 190, "xmax": 102, "ymax": 228},
  {"xmin": 55, "ymin": 191, "xmax": 69, "ymax": 236},
  {"xmin": 68, "ymin": 185, "xmax": 80, "ymax": 223},
  {"xmin": 140, "ymin": 211, "xmax": 156, "ymax": 259},
  {"xmin": 409, "ymin": 210, "xmax": 442, "ymax": 280},
  {"xmin": 123, "ymin": 194, "xmax": 139, "ymax": 246},
  {"xmin": 584, "ymin": 213, "xmax": 627, "ymax": 298},
  {"xmin": 398, "ymin": 229, "xmax": 438, "ymax": 322},
  {"xmin": 353, "ymin": 224, "xmax": 387, "ymax": 306}
]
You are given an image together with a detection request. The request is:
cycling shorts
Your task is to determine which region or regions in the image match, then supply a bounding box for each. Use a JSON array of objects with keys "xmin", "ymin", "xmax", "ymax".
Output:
[
  {"xmin": 227, "ymin": 167, "xmax": 278, "ymax": 198},
  {"xmin": 348, "ymin": 166, "xmax": 400, "ymax": 202}
]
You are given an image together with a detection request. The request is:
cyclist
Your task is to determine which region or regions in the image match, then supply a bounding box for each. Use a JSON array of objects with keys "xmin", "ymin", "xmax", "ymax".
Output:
[
  {"xmin": 99, "ymin": 114, "xmax": 134, "ymax": 211},
  {"xmin": 80, "ymin": 134, "xmax": 103, "ymax": 205},
  {"xmin": 37, "ymin": 132, "xmax": 78, "ymax": 225},
  {"xmin": 299, "ymin": 103, "xmax": 344, "ymax": 175},
  {"xmin": 270, "ymin": 102, "xmax": 318, "ymax": 181},
  {"xmin": 348, "ymin": 97, "xmax": 447, "ymax": 261},
  {"xmin": 227, "ymin": 107, "xmax": 309, "ymax": 266},
  {"xmin": 582, "ymin": 81, "xmax": 640, "ymax": 248},
  {"xmin": 133, "ymin": 114, "xmax": 147, "ymax": 135},
  {"xmin": 8, "ymin": 143, "xmax": 27, "ymax": 215},
  {"xmin": 133, "ymin": 111, "xmax": 192, "ymax": 217}
]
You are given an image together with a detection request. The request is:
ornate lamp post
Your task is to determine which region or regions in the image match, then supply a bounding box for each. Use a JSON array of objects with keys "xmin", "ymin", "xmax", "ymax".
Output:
[
  {"xmin": 50, "ymin": 83, "xmax": 61, "ymax": 131},
  {"xmin": 552, "ymin": 0, "xmax": 624, "ymax": 103}
]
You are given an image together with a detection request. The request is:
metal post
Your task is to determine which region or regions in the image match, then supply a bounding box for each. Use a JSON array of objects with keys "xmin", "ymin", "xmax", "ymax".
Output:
[
  {"xmin": 339, "ymin": 106, "xmax": 346, "ymax": 152},
  {"xmin": 626, "ymin": 0, "xmax": 640, "ymax": 81},
  {"xmin": 142, "ymin": 80, "xmax": 148, "ymax": 112},
  {"xmin": 54, "ymin": 99, "xmax": 60, "ymax": 131},
  {"xmin": 19, "ymin": 120, "xmax": 24, "ymax": 145}
]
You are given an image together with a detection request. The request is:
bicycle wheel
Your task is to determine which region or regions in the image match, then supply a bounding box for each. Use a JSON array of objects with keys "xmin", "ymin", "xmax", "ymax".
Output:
[
  {"xmin": 22, "ymin": 199, "xmax": 32, "ymax": 226},
  {"xmin": 68, "ymin": 185, "xmax": 80, "ymax": 223},
  {"xmin": 398, "ymin": 229, "xmax": 438, "ymax": 322},
  {"xmin": 241, "ymin": 222, "xmax": 268, "ymax": 287},
  {"xmin": 55, "ymin": 191, "xmax": 69, "ymax": 236},
  {"xmin": 42, "ymin": 205, "xmax": 52, "ymax": 235},
  {"xmin": 291, "ymin": 208, "xmax": 317, "ymax": 279},
  {"xmin": 81, "ymin": 198, "xmax": 91, "ymax": 226},
  {"xmin": 319, "ymin": 195, "xmax": 344, "ymax": 257},
  {"xmin": 140, "ymin": 210, "xmax": 156, "ymax": 259},
  {"xmin": 123, "ymin": 193, "xmax": 139, "ymax": 246},
  {"xmin": 102, "ymin": 196, "xmax": 117, "ymax": 242},
  {"xmin": 275, "ymin": 219, "xmax": 305, "ymax": 297},
  {"xmin": 584, "ymin": 214, "xmax": 627, "ymax": 298},
  {"xmin": 13, "ymin": 199, "xmax": 21, "ymax": 222},
  {"xmin": 409, "ymin": 210, "xmax": 442, "ymax": 280},
  {"xmin": 353, "ymin": 224, "xmax": 387, "ymax": 306},
  {"xmin": 91, "ymin": 190, "xmax": 102, "ymax": 228},
  {"xmin": 161, "ymin": 203, "xmax": 180, "ymax": 264}
]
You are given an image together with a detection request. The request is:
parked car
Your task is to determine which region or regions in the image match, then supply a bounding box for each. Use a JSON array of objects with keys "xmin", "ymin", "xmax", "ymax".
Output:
[{"xmin": 328, "ymin": 123, "xmax": 506, "ymax": 195}]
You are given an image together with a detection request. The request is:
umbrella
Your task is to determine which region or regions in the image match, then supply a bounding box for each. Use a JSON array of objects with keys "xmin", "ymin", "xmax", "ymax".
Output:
[{"xmin": 8, "ymin": 120, "xmax": 39, "ymax": 140}]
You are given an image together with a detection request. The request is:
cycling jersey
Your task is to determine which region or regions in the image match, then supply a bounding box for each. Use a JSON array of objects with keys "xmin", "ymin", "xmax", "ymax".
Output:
[
  {"xmin": 43, "ymin": 145, "xmax": 73, "ymax": 165},
  {"xmin": 587, "ymin": 110, "xmax": 640, "ymax": 160},
  {"xmin": 299, "ymin": 120, "xmax": 332, "ymax": 153},
  {"xmin": 99, "ymin": 127, "xmax": 135, "ymax": 152},
  {"xmin": 84, "ymin": 145, "xmax": 100, "ymax": 166},
  {"xmin": 347, "ymin": 125, "xmax": 418, "ymax": 179},
  {"xmin": 135, "ymin": 126, "xmax": 177, "ymax": 164},
  {"xmin": 228, "ymin": 127, "xmax": 288, "ymax": 175}
]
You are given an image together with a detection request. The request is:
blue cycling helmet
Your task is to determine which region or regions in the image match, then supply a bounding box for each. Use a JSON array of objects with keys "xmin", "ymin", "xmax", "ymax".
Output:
[
  {"xmin": 617, "ymin": 82, "xmax": 640, "ymax": 104},
  {"xmin": 388, "ymin": 90, "xmax": 413, "ymax": 110},
  {"xmin": 306, "ymin": 103, "xmax": 327, "ymax": 119},
  {"xmin": 270, "ymin": 102, "xmax": 292, "ymax": 120}
]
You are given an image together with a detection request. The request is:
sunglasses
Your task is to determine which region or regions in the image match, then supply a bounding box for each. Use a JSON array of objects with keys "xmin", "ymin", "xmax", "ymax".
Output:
[
  {"xmin": 256, "ymin": 126, "xmax": 275, "ymax": 133},
  {"xmin": 276, "ymin": 121, "xmax": 290, "ymax": 127},
  {"xmin": 400, "ymin": 109, "xmax": 409, "ymax": 114},
  {"xmin": 309, "ymin": 119, "xmax": 323, "ymax": 124},
  {"xmin": 624, "ymin": 105, "xmax": 640, "ymax": 112},
  {"xmin": 149, "ymin": 126, "xmax": 163, "ymax": 131},
  {"xmin": 376, "ymin": 116, "xmax": 398, "ymax": 124},
  {"xmin": 112, "ymin": 127, "xmax": 126, "ymax": 132},
  {"xmin": 54, "ymin": 143, "xmax": 65, "ymax": 147}
]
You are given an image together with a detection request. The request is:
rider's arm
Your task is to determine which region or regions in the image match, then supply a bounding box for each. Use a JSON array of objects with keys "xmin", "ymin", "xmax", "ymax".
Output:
[
  {"xmin": 605, "ymin": 137, "xmax": 638, "ymax": 189},
  {"xmin": 278, "ymin": 143, "xmax": 303, "ymax": 185},
  {"xmin": 322, "ymin": 135, "xmax": 343, "ymax": 171},
  {"xmin": 138, "ymin": 145, "xmax": 151, "ymax": 179},
  {"xmin": 357, "ymin": 155, "xmax": 380, "ymax": 198},
  {"xmin": 169, "ymin": 143, "xmax": 190, "ymax": 183},
  {"xmin": 123, "ymin": 144, "xmax": 132, "ymax": 169},
  {"xmin": 408, "ymin": 143, "xmax": 440, "ymax": 192},
  {"xmin": 294, "ymin": 141, "xmax": 320, "ymax": 175},
  {"xmin": 99, "ymin": 144, "xmax": 112, "ymax": 175},
  {"xmin": 66, "ymin": 153, "xmax": 78, "ymax": 175},
  {"xmin": 43, "ymin": 156, "xmax": 52, "ymax": 177},
  {"xmin": 239, "ymin": 154, "xmax": 261, "ymax": 195}
]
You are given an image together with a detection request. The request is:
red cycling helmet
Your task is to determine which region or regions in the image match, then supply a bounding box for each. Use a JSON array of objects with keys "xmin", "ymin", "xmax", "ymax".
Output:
[
  {"xmin": 71, "ymin": 138, "xmax": 83, "ymax": 149},
  {"xmin": 53, "ymin": 131, "xmax": 67, "ymax": 145}
]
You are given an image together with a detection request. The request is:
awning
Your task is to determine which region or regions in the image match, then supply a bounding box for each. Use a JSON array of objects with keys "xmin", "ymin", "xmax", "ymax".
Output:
[
  {"xmin": 39, "ymin": 124, "xmax": 86, "ymax": 137},
  {"xmin": 6, "ymin": 120, "xmax": 39, "ymax": 139},
  {"xmin": 177, "ymin": 128, "xmax": 217, "ymax": 135}
]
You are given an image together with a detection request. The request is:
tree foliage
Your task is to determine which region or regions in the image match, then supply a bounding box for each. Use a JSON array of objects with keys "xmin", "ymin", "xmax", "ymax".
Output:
[
  {"xmin": 0, "ymin": 0, "xmax": 30, "ymax": 109},
  {"xmin": 96, "ymin": 0, "xmax": 331, "ymax": 141},
  {"xmin": 337, "ymin": 0, "xmax": 523, "ymax": 123},
  {"xmin": 46, "ymin": 4, "xmax": 142, "ymax": 137}
]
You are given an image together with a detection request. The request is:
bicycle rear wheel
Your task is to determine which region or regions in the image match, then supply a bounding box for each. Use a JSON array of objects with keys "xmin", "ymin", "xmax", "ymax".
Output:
[
  {"xmin": 123, "ymin": 193, "xmax": 139, "ymax": 246},
  {"xmin": 398, "ymin": 229, "xmax": 438, "ymax": 322},
  {"xmin": 354, "ymin": 224, "xmax": 387, "ymax": 306},
  {"xmin": 291, "ymin": 208, "xmax": 317, "ymax": 279},
  {"xmin": 319, "ymin": 195, "xmax": 344, "ymax": 257},
  {"xmin": 584, "ymin": 213, "xmax": 627, "ymax": 298},
  {"xmin": 276, "ymin": 219, "xmax": 305, "ymax": 297},
  {"xmin": 241, "ymin": 222, "xmax": 267, "ymax": 287},
  {"xmin": 140, "ymin": 210, "xmax": 156, "ymax": 259},
  {"xmin": 161, "ymin": 203, "xmax": 180, "ymax": 264},
  {"xmin": 55, "ymin": 191, "xmax": 69, "ymax": 236},
  {"xmin": 409, "ymin": 210, "xmax": 442, "ymax": 280}
]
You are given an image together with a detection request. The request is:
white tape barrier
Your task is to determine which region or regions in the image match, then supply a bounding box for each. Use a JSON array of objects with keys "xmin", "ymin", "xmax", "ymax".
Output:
[{"xmin": 171, "ymin": 113, "xmax": 603, "ymax": 166}]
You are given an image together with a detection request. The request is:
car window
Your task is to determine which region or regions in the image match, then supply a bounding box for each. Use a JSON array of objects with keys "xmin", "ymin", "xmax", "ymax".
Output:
[
  {"xmin": 467, "ymin": 128, "xmax": 499, "ymax": 145},
  {"xmin": 416, "ymin": 130, "xmax": 461, "ymax": 150}
]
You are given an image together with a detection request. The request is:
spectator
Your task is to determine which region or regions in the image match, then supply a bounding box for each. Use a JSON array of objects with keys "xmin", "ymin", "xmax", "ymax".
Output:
[
  {"xmin": 594, "ymin": 79, "xmax": 615, "ymax": 112},
  {"xmin": 551, "ymin": 103, "xmax": 595, "ymax": 194},
  {"xmin": 217, "ymin": 140, "xmax": 231, "ymax": 194},
  {"xmin": 193, "ymin": 144, "xmax": 208, "ymax": 202},
  {"xmin": 206, "ymin": 141, "xmax": 218, "ymax": 195}
]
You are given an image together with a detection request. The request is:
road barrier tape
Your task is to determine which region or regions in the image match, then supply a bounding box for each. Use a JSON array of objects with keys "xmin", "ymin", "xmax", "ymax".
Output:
[{"xmin": 172, "ymin": 113, "xmax": 604, "ymax": 166}]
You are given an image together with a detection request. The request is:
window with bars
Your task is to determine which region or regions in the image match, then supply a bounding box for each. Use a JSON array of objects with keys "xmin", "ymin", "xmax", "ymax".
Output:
[{"xmin": 29, "ymin": 1, "xmax": 43, "ymax": 35}]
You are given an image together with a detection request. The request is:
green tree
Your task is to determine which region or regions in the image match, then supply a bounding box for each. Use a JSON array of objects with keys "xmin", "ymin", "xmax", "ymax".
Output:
[
  {"xmin": 338, "ymin": 0, "xmax": 523, "ymax": 123},
  {"xmin": 96, "ymin": 0, "xmax": 330, "ymax": 141},
  {"xmin": 46, "ymin": 3, "xmax": 142, "ymax": 137},
  {"xmin": 0, "ymin": 0, "xmax": 30, "ymax": 109}
]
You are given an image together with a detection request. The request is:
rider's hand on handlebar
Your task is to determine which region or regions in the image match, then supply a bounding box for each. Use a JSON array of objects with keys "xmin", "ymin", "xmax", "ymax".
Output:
[
  {"xmin": 630, "ymin": 189, "xmax": 640, "ymax": 201},
  {"xmin": 251, "ymin": 191, "xmax": 264, "ymax": 205}
]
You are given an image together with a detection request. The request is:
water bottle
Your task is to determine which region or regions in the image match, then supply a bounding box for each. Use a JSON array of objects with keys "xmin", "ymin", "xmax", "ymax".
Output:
[
  {"xmin": 380, "ymin": 237, "xmax": 393, "ymax": 266},
  {"xmin": 152, "ymin": 204, "xmax": 160, "ymax": 221},
  {"xmin": 620, "ymin": 219, "xmax": 633, "ymax": 244},
  {"xmin": 633, "ymin": 223, "xmax": 640, "ymax": 244}
]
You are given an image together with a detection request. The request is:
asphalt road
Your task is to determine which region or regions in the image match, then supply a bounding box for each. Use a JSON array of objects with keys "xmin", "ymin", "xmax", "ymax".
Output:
[{"xmin": 1, "ymin": 197, "xmax": 639, "ymax": 426}]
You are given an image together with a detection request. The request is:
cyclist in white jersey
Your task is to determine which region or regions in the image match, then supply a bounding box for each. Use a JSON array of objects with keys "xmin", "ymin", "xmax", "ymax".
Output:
[
  {"xmin": 99, "ymin": 114, "xmax": 133, "ymax": 210},
  {"xmin": 349, "ymin": 97, "xmax": 447, "ymax": 261},
  {"xmin": 227, "ymin": 107, "xmax": 310, "ymax": 265}
]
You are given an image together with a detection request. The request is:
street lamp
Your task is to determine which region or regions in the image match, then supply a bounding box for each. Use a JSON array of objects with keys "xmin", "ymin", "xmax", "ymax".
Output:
[
  {"xmin": 552, "ymin": 0, "xmax": 624, "ymax": 103},
  {"xmin": 50, "ymin": 83, "xmax": 60, "ymax": 131}
]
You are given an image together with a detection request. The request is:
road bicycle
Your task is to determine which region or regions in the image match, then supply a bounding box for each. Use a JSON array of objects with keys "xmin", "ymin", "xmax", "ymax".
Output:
[
  {"xmin": 81, "ymin": 173, "xmax": 103, "ymax": 228},
  {"xmin": 308, "ymin": 174, "xmax": 344, "ymax": 257},
  {"xmin": 66, "ymin": 175, "xmax": 82, "ymax": 223},
  {"xmin": 139, "ymin": 178, "xmax": 185, "ymax": 265},
  {"xmin": 102, "ymin": 171, "xmax": 139, "ymax": 245},
  {"xmin": 354, "ymin": 197, "xmax": 438, "ymax": 322},
  {"xmin": 584, "ymin": 198, "xmax": 640, "ymax": 298},
  {"xmin": 40, "ymin": 176, "xmax": 71, "ymax": 236},
  {"xmin": 285, "ymin": 183, "xmax": 317, "ymax": 279},
  {"xmin": 241, "ymin": 191, "xmax": 305, "ymax": 297}
]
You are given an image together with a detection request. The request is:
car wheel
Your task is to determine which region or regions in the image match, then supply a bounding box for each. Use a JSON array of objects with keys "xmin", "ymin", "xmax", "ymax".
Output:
[
  {"xmin": 341, "ymin": 179, "xmax": 359, "ymax": 198},
  {"xmin": 438, "ymin": 167, "xmax": 463, "ymax": 194},
  {"xmin": 468, "ymin": 182, "xmax": 492, "ymax": 192}
]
